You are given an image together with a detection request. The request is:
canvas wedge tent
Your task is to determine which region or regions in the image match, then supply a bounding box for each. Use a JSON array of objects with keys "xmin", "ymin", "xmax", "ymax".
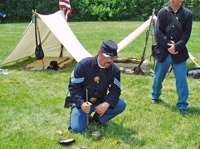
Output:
[{"xmin": 0, "ymin": 10, "xmax": 92, "ymax": 68}]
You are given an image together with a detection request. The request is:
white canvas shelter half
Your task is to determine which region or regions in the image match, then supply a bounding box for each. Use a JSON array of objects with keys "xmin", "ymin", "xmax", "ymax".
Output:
[
  {"xmin": 0, "ymin": 10, "xmax": 92, "ymax": 66},
  {"xmin": 117, "ymin": 15, "xmax": 157, "ymax": 52}
]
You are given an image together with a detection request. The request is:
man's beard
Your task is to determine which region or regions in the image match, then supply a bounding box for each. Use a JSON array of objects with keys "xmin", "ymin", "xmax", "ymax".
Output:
[{"xmin": 103, "ymin": 62, "xmax": 112, "ymax": 68}]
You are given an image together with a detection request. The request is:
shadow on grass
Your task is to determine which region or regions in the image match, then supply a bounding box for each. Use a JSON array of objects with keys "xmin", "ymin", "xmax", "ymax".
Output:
[
  {"xmin": 157, "ymin": 98, "xmax": 178, "ymax": 112},
  {"xmin": 85, "ymin": 120, "xmax": 145, "ymax": 148},
  {"xmin": 157, "ymin": 98, "xmax": 200, "ymax": 115},
  {"xmin": 106, "ymin": 121, "xmax": 145, "ymax": 147}
]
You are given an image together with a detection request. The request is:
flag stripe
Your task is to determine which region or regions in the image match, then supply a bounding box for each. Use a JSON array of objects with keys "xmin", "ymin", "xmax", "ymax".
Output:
[
  {"xmin": 59, "ymin": 0, "xmax": 72, "ymax": 20},
  {"xmin": 59, "ymin": 2, "xmax": 71, "ymax": 8}
]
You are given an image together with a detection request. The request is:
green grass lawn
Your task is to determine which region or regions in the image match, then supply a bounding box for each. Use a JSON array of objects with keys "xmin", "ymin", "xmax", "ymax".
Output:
[{"xmin": 0, "ymin": 21, "xmax": 200, "ymax": 149}]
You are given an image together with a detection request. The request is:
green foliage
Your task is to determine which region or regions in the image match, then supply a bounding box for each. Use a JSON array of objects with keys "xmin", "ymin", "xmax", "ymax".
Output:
[
  {"xmin": 70, "ymin": 0, "xmax": 93, "ymax": 21},
  {"xmin": 2, "ymin": 0, "xmax": 199, "ymax": 22},
  {"xmin": 193, "ymin": 14, "xmax": 200, "ymax": 20},
  {"xmin": 70, "ymin": 0, "xmax": 163, "ymax": 21},
  {"xmin": 1, "ymin": 0, "xmax": 59, "ymax": 23},
  {"xmin": 182, "ymin": 0, "xmax": 200, "ymax": 5},
  {"xmin": 35, "ymin": 0, "xmax": 59, "ymax": 15}
]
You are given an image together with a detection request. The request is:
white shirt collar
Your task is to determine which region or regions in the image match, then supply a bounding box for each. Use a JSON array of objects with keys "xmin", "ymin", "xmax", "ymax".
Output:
[
  {"xmin": 173, "ymin": 9, "xmax": 178, "ymax": 13},
  {"xmin": 97, "ymin": 59, "xmax": 105, "ymax": 69}
]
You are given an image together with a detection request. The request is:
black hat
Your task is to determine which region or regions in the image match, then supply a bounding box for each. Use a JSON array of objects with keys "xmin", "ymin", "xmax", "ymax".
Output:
[
  {"xmin": 100, "ymin": 40, "xmax": 118, "ymax": 58},
  {"xmin": 47, "ymin": 61, "xmax": 60, "ymax": 71}
]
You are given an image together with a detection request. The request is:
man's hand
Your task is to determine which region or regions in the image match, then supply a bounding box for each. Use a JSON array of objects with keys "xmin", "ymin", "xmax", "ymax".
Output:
[
  {"xmin": 94, "ymin": 102, "xmax": 110, "ymax": 117},
  {"xmin": 81, "ymin": 102, "xmax": 92, "ymax": 113},
  {"xmin": 167, "ymin": 43, "xmax": 178, "ymax": 55}
]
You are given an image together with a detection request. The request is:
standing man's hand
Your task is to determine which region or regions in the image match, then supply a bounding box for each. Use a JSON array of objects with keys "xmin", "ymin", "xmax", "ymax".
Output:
[
  {"xmin": 94, "ymin": 102, "xmax": 110, "ymax": 117},
  {"xmin": 167, "ymin": 43, "xmax": 178, "ymax": 55},
  {"xmin": 81, "ymin": 102, "xmax": 92, "ymax": 113}
]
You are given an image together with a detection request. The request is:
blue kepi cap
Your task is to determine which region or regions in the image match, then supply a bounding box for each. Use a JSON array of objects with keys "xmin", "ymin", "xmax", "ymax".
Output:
[{"xmin": 100, "ymin": 40, "xmax": 118, "ymax": 58}]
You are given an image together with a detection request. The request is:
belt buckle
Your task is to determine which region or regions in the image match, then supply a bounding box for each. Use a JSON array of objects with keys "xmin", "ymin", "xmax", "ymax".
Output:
[{"xmin": 90, "ymin": 97, "xmax": 97, "ymax": 102}]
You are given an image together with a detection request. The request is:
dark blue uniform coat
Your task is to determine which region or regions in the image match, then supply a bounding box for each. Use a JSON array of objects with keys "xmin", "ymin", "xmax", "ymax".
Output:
[
  {"xmin": 152, "ymin": 4, "xmax": 193, "ymax": 64},
  {"xmin": 69, "ymin": 55, "xmax": 121, "ymax": 109}
]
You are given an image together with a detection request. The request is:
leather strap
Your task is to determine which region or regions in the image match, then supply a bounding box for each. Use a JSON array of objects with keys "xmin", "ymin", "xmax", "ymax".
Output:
[
  {"xmin": 165, "ymin": 6, "xmax": 184, "ymax": 33},
  {"xmin": 35, "ymin": 15, "xmax": 42, "ymax": 46},
  {"xmin": 84, "ymin": 67, "xmax": 108, "ymax": 89},
  {"xmin": 34, "ymin": 15, "xmax": 38, "ymax": 47}
]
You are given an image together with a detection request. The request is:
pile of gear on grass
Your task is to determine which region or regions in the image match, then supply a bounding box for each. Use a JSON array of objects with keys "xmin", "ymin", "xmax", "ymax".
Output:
[
  {"xmin": 187, "ymin": 68, "xmax": 200, "ymax": 79},
  {"xmin": 114, "ymin": 57, "xmax": 152, "ymax": 74}
]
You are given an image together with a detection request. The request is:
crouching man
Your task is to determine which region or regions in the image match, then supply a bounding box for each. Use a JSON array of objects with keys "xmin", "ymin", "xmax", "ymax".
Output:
[{"xmin": 68, "ymin": 40, "xmax": 126, "ymax": 132}]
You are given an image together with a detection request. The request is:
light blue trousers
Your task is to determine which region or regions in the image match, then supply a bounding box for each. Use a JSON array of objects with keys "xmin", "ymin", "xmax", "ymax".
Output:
[
  {"xmin": 68, "ymin": 98, "xmax": 126, "ymax": 133},
  {"xmin": 152, "ymin": 55, "xmax": 189, "ymax": 110}
]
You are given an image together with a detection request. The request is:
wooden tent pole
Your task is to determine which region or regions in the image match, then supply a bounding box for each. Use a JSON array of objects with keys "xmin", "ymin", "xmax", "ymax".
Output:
[
  {"xmin": 42, "ymin": 59, "xmax": 44, "ymax": 70},
  {"xmin": 60, "ymin": 44, "xmax": 64, "ymax": 58}
]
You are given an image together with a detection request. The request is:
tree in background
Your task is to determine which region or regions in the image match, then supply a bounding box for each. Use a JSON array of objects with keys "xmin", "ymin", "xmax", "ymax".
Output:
[
  {"xmin": 0, "ymin": 0, "xmax": 199, "ymax": 22},
  {"xmin": 1, "ymin": 0, "xmax": 59, "ymax": 22}
]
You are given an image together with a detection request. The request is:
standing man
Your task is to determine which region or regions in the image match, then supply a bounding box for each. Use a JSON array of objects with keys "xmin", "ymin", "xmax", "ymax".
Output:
[
  {"xmin": 68, "ymin": 40, "xmax": 126, "ymax": 133},
  {"xmin": 151, "ymin": 0, "xmax": 193, "ymax": 114}
]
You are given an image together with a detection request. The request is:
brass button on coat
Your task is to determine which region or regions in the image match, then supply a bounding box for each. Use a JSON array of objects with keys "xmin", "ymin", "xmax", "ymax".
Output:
[{"xmin": 94, "ymin": 76, "xmax": 100, "ymax": 83}]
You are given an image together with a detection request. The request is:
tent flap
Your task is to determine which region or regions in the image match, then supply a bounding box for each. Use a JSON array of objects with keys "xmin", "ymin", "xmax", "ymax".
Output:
[{"xmin": 1, "ymin": 10, "xmax": 92, "ymax": 66}]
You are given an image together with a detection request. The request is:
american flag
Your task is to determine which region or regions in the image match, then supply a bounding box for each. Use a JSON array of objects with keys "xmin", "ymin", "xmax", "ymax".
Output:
[{"xmin": 59, "ymin": 0, "xmax": 72, "ymax": 20}]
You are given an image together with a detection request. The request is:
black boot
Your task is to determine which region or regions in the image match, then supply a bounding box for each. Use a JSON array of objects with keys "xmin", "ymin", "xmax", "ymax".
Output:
[{"xmin": 92, "ymin": 113, "xmax": 108, "ymax": 128}]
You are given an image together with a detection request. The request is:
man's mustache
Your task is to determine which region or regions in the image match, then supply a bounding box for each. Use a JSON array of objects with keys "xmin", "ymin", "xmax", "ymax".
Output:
[
  {"xmin": 103, "ymin": 62, "xmax": 112, "ymax": 67},
  {"xmin": 104, "ymin": 62, "xmax": 112, "ymax": 65}
]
